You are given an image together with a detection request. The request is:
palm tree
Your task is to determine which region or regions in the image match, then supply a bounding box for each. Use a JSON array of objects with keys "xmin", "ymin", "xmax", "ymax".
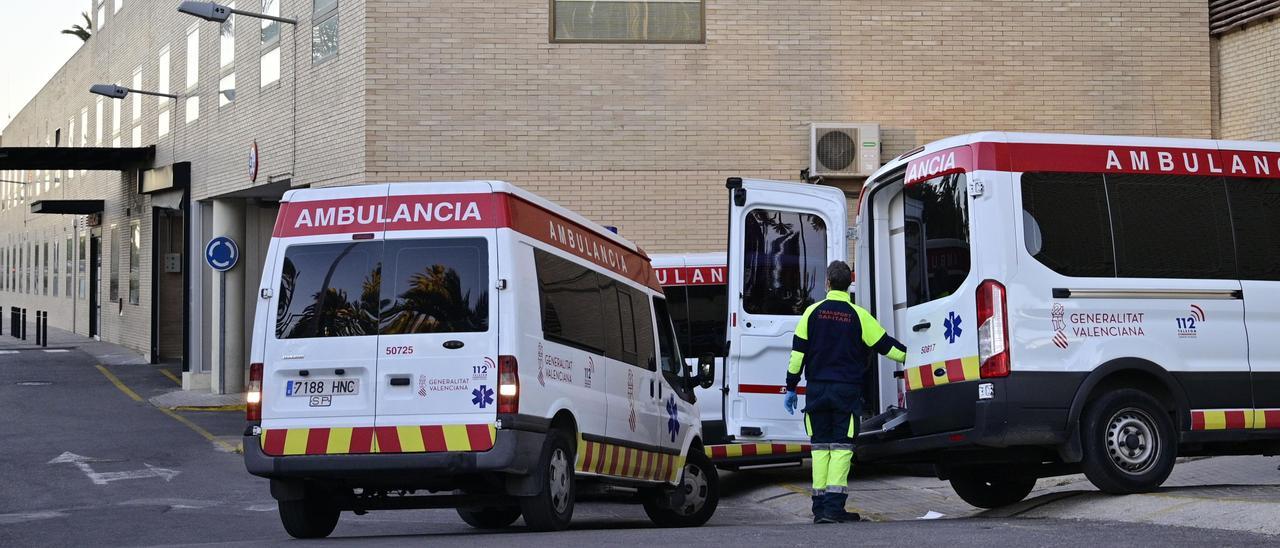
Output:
[{"xmin": 61, "ymin": 12, "xmax": 93, "ymax": 43}]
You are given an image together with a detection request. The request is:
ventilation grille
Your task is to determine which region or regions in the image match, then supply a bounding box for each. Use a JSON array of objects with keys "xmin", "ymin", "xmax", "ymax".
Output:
[{"xmin": 1210, "ymin": 0, "xmax": 1280, "ymax": 35}]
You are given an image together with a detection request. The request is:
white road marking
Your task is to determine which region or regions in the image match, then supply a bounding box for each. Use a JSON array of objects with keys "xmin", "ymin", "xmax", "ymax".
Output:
[
  {"xmin": 0, "ymin": 511, "xmax": 67, "ymax": 524},
  {"xmin": 48, "ymin": 452, "xmax": 180, "ymax": 485},
  {"xmin": 43, "ymin": 349, "xmax": 70, "ymax": 353},
  {"xmin": 0, "ymin": 350, "xmax": 18, "ymax": 354}
]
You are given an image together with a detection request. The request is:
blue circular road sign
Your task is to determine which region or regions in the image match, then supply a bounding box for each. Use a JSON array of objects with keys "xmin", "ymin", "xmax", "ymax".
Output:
[{"xmin": 205, "ymin": 236, "xmax": 239, "ymax": 272}]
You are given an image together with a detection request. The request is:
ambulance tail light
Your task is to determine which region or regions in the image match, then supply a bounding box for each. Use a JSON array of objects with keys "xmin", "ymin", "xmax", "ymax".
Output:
[
  {"xmin": 497, "ymin": 355, "xmax": 519, "ymax": 414},
  {"xmin": 246, "ymin": 362, "xmax": 263, "ymax": 421},
  {"xmin": 976, "ymin": 280, "xmax": 1010, "ymax": 378}
]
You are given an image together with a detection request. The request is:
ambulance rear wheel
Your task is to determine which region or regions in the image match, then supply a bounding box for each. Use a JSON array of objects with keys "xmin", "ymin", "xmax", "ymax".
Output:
[
  {"xmin": 277, "ymin": 487, "xmax": 340, "ymax": 539},
  {"xmin": 456, "ymin": 505, "xmax": 521, "ymax": 529},
  {"xmin": 948, "ymin": 475, "xmax": 1036, "ymax": 509},
  {"xmin": 519, "ymin": 429, "xmax": 575, "ymax": 531},
  {"xmin": 642, "ymin": 450, "xmax": 720, "ymax": 527},
  {"xmin": 1080, "ymin": 388, "xmax": 1176, "ymax": 494}
]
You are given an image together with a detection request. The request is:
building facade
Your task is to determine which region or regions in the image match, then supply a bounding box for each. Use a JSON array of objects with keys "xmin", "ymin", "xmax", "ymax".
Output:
[{"xmin": 0, "ymin": 0, "xmax": 1273, "ymax": 393}]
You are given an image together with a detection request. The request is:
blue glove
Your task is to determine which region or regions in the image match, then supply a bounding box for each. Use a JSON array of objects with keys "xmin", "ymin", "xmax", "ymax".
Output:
[{"xmin": 783, "ymin": 390, "xmax": 798, "ymax": 415}]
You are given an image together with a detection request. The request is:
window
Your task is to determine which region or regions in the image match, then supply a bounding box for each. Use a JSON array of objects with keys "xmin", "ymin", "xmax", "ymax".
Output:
[
  {"xmin": 128, "ymin": 220, "xmax": 140, "ymax": 305},
  {"xmin": 653, "ymin": 297, "xmax": 688, "ymax": 397},
  {"xmin": 380, "ymin": 238, "xmax": 489, "ymax": 334},
  {"xmin": 261, "ymin": 0, "xmax": 281, "ymax": 87},
  {"xmin": 665, "ymin": 283, "xmax": 727, "ymax": 359},
  {"xmin": 52, "ymin": 241, "xmax": 58, "ymax": 297},
  {"xmin": 95, "ymin": 98, "xmax": 104, "ymax": 145},
  {"xmin": 219, "ymin": 74, "xmax": 236, "ymax": 107},
  {"xmin": 219, "ymin": 4, "xmax": 236, "ymax": 106},
  {"xmin": 535, "ymin": 249, "xmax": 605, "ymax": 352},
  {"xmin": 111, "ymin": 89, "xmax": 121, "ymax": 146},
  {"xmin": 186, "ymin": 25, "xmax": 200, "ymax": 123},
  {"xmin": 131, "ymin": 68, "xmax": 142, "ymax": 124},
  {"xmin": 607, "ymin": 283, "xmax": 654, "ymax": 368},
  {"xmin": 42, "ymin": 240, "xmax": 48, "ymax": 296},
  {"xmin": 158, "ymin": 47, "xmax": 171, "ymax": 137},
  {"xmin": 276, "ymin": 242, "xmax": 381, "ymax": 339},
  {"xmin": 1107, "ymin": 174, "xmax": 1235, "ymax": 280},
  {"xmin": 742, "ymin": 208, "xmax": 827, "ymax": 315},
  {"xmin": 109, "ymin": 225, "xmax": 119, "ymax": 301},
  {"xmin": 312, "ymin": 0, "xmax": 339, "ymax": 64},
  {"xmin": 97, "ymin": 1, "xmax": 107, "ymax": 31},
  {"xmin": 80, "ymin": 108, "xmax": 88, "ymax": 146},
  {"xmin": 79, "ymin": 233, "xmax": 87, "ymax": 299},
  {"xmin": 1227, "ymin": 179, "xmax": 1280, "ymax": 281},
  {"xmin": 552, "ymin": 0, "xmax": 704, "ymax": 43},
  {"xmin": 1021, "ymin": 172, "xmax": 1115, "ymax": 277},
  {"xmin": 65, "ymin": 236, "xmax": 73, "ymax": 298},
  {"xmin": 114, "ymin": 0, "xmax": 122, "ymax": 14},
  {"xmin": 904, "ymin": 173, "xmax": 970, "ymax": 308}
]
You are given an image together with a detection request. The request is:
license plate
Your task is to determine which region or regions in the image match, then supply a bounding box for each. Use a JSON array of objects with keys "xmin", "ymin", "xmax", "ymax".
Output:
[{"xmin": 285, "ymin": 378, "xmax": 360, "ymax": 397}]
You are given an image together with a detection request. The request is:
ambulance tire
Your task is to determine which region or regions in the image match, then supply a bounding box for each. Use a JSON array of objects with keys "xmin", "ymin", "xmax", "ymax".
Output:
[
  {"xmin": 1080, "ymin": 388, "xmax": 1177, "ymax": 494},
  {"xmin": 948, "ymin": 475, "xmax": 1036, "ymax": 509},
  {"xmin": 455, "ymin": 505, "xmax": 522, "ymax": 529},
  {"xmin": 277, "ymin": 486, "xmax": 340, "ymax": 539},
  {"xmin": 642, "ymin": 450, "xmax": 720, "ymax": 528},
  {"xmin": 519, "ymin": 429, "xmax": 576, "ymax": 532}
]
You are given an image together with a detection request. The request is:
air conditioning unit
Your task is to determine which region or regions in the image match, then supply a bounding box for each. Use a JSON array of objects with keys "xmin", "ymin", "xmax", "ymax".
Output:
[{"xmin": 810, "ymin": 123, "xmax": 881, "ymax": 178}]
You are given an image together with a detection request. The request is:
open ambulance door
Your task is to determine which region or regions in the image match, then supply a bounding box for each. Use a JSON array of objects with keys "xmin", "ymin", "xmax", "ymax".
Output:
[{"xmin": 723, "ymin": 178, "xmax": 848, "ymax": 443}]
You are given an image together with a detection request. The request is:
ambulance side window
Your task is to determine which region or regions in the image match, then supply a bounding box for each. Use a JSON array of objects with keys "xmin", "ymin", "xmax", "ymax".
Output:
[
  {"xmin": 653, "ymin": 296, "xmax": 691, "ymax": 400},
  {"xmin": 535, "ymin": 249, "xmax": 606, "ymax": 353},
  {"xmin": 1227, "ymin": 178, "xmax": 1280, "ymax": 281},
  {"xmin": 663, "ymin": 285, "xmax": 693, "ymax": 357},
  {"xmin": 275, "ymin": 242, "xmax": 382, "ymax": 339},
  {"xmin": 904, "ymin": 172, "xmax": 970, "ymax": 307},
  {"xmin": 1021, "ymin": 172, "xmax": 1116, "ymax": 277},
  {"xmin": 685, "ymin": 284, "xmax": 728, "ymax": 358}
]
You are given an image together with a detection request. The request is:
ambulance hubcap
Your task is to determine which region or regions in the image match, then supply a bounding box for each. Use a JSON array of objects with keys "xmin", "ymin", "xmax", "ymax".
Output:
[
  {"xmin": 677, "ymin": 463, "xmax": 709, "ymax": 515},
  {"xmin": 548, "ymin": 448, "xmax": 570, "ymax": 514},
  {"xmin": 1106, "ymin": 408, "xmax": 1158, "ymax": 474}
]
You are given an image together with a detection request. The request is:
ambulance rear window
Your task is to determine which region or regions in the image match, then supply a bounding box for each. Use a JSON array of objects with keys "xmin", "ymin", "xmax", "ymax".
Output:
[
  {"xmin": 904, "ymin": 172, "xmax": 970, "ymax": 307},
  {"xmin": 276, "ymin": 242, "xmax": 381, "ymax": 339}
]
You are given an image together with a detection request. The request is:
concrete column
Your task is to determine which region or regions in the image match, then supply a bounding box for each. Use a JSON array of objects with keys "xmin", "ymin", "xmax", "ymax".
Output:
[{"xmin": 210, "ymin": 199, "xmax": 246, "ymax": 395}]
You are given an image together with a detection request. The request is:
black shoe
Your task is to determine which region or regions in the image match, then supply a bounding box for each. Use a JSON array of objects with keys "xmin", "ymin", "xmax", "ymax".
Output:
[
  {"xmin": 813, "ymin": 515, "xmax": 837, "ymax": 524},
  {"xmin": 831, "ymin": 511, "xmax": 861, "ymax": 523}
]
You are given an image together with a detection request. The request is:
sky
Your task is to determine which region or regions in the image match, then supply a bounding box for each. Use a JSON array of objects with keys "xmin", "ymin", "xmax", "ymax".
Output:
[{"xmin": 0, "ymin": 0, "xmax": 89, "ymax": 131}]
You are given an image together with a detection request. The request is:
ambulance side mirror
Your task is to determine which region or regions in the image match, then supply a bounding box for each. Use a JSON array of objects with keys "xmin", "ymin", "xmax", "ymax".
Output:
[{"xmin": 696, "ymin": 353, "xmax": 715, "ymax": 389}]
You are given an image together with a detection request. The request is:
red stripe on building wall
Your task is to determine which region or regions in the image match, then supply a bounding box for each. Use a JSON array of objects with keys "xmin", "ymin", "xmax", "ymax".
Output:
[
  {"xmin": 262, "ymin": 429, "xmax": 287, "ymax": 455},
  {"xmin": 374, "ymin": 427, "xmax": 402, "ymax": 453},
  {"xmin": 305, "ymin": 428, "xmax": 330, "ymax": 455}
]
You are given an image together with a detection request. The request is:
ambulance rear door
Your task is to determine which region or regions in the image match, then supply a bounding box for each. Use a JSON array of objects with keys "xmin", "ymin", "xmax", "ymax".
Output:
[{"xmin": 724, "ymin": 178, "xmax": 848, "ymax": 442}]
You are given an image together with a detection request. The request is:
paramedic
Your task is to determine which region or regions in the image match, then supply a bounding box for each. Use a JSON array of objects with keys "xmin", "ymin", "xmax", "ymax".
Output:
[{"xmin": 783, "ymin": 260, "xmax": 906, "ymax": 523}]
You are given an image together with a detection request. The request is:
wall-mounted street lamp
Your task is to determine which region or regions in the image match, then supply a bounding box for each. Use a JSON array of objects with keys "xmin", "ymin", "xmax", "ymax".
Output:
[
  {"xmin": 177, "ymin": 1, "xmax": 297, "ymax": 25},
  {"xmin": 89, "ymin": 84, "xmax": 179, "ymax": 100}
]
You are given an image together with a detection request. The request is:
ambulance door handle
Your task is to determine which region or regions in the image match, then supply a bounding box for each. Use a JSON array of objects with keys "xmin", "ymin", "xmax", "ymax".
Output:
[
  {"xmin": 389, "ymin": 377, "xmax": 410, "ymax": 387},
  {"xmin": 912, "ymin": 321, "xmax": 931, "ymax": 332},
  {"xmin": 650, "ymin": 379, "xmax": 655, "ymax": 398}
]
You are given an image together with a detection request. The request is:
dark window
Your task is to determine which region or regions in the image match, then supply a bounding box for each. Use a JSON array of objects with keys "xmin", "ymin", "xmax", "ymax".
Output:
[
  {"xmin": 904, "ymin": 172, "xmax": 970, "ymax": 307},
  {"xmin": 552, "ymin": 0, "xmax": 704, "ymax": 43},
  {"xmin": 653, "ymin": 297, "xmax": 683, "ymax": 378},
  {"xmin": 685, "ymin": 284, "xmax": 727, "ymax": 357},
  {"xmin": 1107, "ymin": 174, "xmax": 1236, "ymax": 279},
  {"xmin": 311, "ymin": 0, "xmax": 338, "ymax": 63},
  {"xmin": 742, "ymin": 209, "xmax": 827, "ymax": 315},
  {"xmin": 1226, "ymin": 178, "xmax": 1280, "ymax": 281},
  {"xmin": 380, "ymin": 238, "xmax": 489, "ymax": 335},
  {"xmin": 1021, "ymin": 172, "xmax": 1116, "ymax": 277},
  {"xmin": 275, "ymin": 242, "xmax": 381, "ymax": 339},
  {"xmin": 535, "ymin": 249, "xmax": 606, "ymax": 353},
  {"xmin": 610, "ymin": 283, "xmax": 655, "ymax": 369}
]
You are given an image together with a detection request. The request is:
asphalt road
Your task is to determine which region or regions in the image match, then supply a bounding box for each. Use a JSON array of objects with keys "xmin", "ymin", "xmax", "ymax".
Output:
[{"xmin": 1, "ymin": 346, "xmax": 1277, "ymax": 547}]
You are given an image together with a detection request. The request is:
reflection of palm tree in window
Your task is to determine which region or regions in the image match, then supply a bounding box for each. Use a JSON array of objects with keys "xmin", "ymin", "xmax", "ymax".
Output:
[
  {"xmin": 382, "ymin": 265, "xmax": 485, "ymax": 334},
  {"xmin": 276, "ymin": 258, "xmax": 298, "ymax": 338}
]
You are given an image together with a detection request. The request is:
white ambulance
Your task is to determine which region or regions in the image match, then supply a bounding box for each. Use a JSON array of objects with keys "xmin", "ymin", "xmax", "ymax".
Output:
[
  {"xmin": 652, "ymin": 251, "xmax": 845, "ymax": 468},
  {"xmin": 243, "ymin": 181, "xmax": 717, "ymax": 538},
  {"xmin": 727, "ymin": 132, "xmax": 1280, "ymax": 509}
]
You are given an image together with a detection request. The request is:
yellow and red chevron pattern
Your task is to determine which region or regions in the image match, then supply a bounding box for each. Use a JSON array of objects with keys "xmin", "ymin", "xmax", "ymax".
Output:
[
  {"xmin": 575, "ymin": 437, "xmax": 684, "ymax": 483},
  {"xmin": 1190, "ymin": 409, "xmax": 1280, "ymax": 430},
  {"xmin": 904, "ymin": 355, "xmax": 981, "ymax": 391},
  {"xmin": 261, "ymin": 424, "xmax": 496, "ymax": 456},
  {"xmin": 705, "ymin": 443, "xmax": 810, "ymax": 460}
]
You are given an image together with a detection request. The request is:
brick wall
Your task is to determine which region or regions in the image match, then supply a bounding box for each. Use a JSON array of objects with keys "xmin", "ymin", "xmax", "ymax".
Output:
[
  {"xmin": 362, "ymin": 0, "xmax": 1214, "ymax": 252},
  {"xmin": 1214, "ymin": 17, "xmax": 1280, "ymax": 141}
]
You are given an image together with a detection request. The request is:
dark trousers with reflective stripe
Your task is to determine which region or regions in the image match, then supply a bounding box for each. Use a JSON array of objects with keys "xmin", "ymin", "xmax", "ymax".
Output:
[{"xmin": 803, "ymin": 381, "xmax": 862, "ymax": 517}]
